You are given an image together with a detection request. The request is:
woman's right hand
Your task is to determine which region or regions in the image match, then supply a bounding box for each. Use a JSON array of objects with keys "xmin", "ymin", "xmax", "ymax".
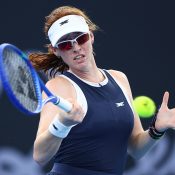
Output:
[{"xmin": 57, "ymin": 99, "xmax": 85, "ymax": 127}]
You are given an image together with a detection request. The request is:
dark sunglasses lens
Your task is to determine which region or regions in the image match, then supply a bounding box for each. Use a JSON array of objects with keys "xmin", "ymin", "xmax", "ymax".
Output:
[
  {"xmin": 77, "ymin": 34, "xmax": 89, "ymax": 45},
  {"xmin": 58, "ymin": 42, "xmax": 72, "ymax": 51}
]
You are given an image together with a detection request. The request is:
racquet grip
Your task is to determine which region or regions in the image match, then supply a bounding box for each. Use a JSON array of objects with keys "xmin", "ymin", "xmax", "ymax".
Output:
[{"xmin": 56, "ymin": 97, "xmax": 72, "ymax": 112}]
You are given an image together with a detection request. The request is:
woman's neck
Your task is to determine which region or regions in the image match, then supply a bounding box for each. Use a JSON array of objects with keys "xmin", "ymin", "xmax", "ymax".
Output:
[{"xmin": 69, "ymin": 67, "xmax": 105, "ymax": 83}]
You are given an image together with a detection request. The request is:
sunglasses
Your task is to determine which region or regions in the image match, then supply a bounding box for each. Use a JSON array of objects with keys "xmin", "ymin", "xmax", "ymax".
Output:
[{"xmin": 55, "ymin": 33, "xmax": 90, "ymax": 51}]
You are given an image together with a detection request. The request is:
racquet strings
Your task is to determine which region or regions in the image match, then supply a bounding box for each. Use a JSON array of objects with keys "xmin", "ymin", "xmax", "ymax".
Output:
[{"xmin": 2, "ymin": 48, "xmax": 39, "ymax": 112}]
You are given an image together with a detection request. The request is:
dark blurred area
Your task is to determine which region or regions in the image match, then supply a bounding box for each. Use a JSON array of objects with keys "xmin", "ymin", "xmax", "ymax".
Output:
[{"xmin": 0, "ymin": 1, "xmax": 175, "ymax": 175}]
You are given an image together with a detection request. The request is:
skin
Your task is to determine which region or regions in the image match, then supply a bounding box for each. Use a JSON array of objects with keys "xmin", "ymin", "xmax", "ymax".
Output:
[{"xmin": 33, "ymin": 30, "xmax": 175, "ymax": 167}]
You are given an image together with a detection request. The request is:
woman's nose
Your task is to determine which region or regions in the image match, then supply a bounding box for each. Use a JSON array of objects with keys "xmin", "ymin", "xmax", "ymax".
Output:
[{"xmin": 72, "ymin": 41, "xmax": 81, "ymax": 52}]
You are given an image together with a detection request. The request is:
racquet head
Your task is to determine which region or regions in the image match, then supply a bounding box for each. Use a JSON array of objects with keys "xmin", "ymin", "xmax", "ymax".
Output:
[{"xmin": 0, "ymin": 43, "xmax": 43, "ymax": 115}]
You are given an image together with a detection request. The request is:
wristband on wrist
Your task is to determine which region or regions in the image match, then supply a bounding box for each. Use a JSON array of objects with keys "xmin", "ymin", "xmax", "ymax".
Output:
[
  {"xmin": 48, "ymin": 117, "xmax": 74, "ymax": 138},
  {"xmin": 148, "ymin": 113, "xmax": 165, "ymax": 140}
]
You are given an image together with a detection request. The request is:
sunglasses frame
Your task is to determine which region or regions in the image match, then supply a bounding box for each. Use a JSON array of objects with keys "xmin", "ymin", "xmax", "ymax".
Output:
[{"xmin": 55, "ymin": 32, "xmax": 90, "ymax": 50}]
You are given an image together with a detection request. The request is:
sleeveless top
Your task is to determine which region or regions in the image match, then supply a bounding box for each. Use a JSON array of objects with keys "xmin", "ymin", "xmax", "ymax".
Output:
[{"xmin": 53, "ymin": 70, "xmax": 134, "ymax": 175}]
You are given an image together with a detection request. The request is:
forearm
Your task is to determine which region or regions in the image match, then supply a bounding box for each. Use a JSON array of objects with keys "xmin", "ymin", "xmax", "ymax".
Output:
[
  {"xmin": 33, "ymin": 130, "xmax": 62, "ymax": 166},
  {"xmin": 128, "ymin": 130, "xmax": 158, "ymax": 159}
]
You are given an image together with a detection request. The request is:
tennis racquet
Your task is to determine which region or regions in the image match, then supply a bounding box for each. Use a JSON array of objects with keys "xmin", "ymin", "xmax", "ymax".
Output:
[{"xmin": 0, "ymin": 43, "xmax": 72, "ymax": 115}]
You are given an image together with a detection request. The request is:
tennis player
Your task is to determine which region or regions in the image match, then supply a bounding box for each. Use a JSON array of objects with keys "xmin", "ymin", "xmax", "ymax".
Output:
[{"xmin": 30, "ymin": 6, "xmax": 175, "ymax": 175}]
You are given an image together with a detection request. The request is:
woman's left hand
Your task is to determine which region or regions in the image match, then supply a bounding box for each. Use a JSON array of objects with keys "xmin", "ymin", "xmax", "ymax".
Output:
[{"xmin": 155, "ymin": 91, "xmax": 175, "ymax": 132}]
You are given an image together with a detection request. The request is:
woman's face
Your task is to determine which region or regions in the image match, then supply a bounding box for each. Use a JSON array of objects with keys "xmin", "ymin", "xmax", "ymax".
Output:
[{"xmin": 53, "ymin": 31, "xmax": 94, "ymax": 71}]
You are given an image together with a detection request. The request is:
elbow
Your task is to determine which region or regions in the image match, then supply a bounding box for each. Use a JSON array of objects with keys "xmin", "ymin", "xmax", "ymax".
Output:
[
  {"xmin": 33, "ymin": 140, "xmax": 49, "ymax": 166},
  {"xmin": 33, "ymin": 152, "xmax": 48, "ymax": 167}
]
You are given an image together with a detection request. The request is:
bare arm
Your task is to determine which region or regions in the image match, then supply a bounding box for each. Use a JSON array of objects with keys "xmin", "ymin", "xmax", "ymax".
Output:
[
  {"xmin": 127, "ymin": 113, "xmax": 157, "ymax": 159},
  {"xmin": 33, "ymin": 76, "xmax": 85, "ymax": 166},
  {"xmin": 33, "ymin": 102, "xmax": 63, "ymax": 166}
]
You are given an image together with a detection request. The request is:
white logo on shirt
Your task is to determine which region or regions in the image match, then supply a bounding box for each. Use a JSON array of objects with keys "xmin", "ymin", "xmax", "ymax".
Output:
[{"xmin": 115, "ymin": 102, "xmax": 124, "ymax": 107}]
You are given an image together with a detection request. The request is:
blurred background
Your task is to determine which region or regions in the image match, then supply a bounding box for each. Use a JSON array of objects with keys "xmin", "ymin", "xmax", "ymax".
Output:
[{"xmin": 0, "ymin": 0, "xmax": 175, "ymax": 175}]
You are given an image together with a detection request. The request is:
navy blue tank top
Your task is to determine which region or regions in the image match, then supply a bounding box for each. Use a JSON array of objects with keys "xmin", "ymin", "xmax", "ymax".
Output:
[{"xmin": 53, "ymin": 70, "xmax": 134, "ymax": 175}]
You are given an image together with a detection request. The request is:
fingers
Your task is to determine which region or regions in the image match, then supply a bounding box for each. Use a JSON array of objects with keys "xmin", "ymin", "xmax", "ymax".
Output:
[
  {"xmin": 160, "ymin": 91, "xmax": 169, "ymax": 108},
  {"xmin": 65, "ymin": 98, "xmax": 84, "ymax": 116}
]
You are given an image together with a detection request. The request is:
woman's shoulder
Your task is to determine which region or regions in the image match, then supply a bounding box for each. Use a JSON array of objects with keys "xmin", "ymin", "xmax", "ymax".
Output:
[
  {"xmin": 45, "ymin": 75, "xmax": 71, "ymax": 88},
  {"xmin": 107, "ymin": 69, "xmax": 128, "ymax": 82},
  {"xmin": 45, "ymin": 75, "xmax": 76, "ymax": 99}
]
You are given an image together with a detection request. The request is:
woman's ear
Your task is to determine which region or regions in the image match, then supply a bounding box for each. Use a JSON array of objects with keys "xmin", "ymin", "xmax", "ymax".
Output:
[
  {"xmin": 48, "ymin": 44, "xmax": 60, "ymax": 56},
  {"xmin": 48, "ymin": 44, "xmax": 56, "ymax": 53},
  {"xmin": 89, "ymin": 31, "xmax": 94, "ymax": 44}
]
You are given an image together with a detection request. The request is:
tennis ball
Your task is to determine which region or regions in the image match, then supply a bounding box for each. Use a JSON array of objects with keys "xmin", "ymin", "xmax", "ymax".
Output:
[{"xmin": 133, "ymin": 96, "xmax": 156, "ymax": 118}]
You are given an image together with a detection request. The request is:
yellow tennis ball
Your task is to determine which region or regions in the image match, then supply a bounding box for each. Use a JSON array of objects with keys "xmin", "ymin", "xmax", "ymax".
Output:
[{"xmin": 133, "ymin": 96, "xmax": 156, "ymax": 118}]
